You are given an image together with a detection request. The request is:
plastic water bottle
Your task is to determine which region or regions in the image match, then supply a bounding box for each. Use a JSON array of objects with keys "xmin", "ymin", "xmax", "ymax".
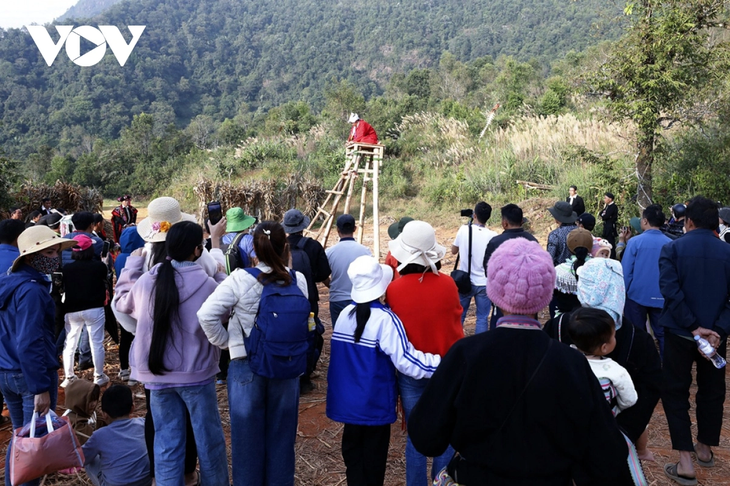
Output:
[
  {"xmin": 308, "ymin": 312, "xmax": 316, "ymax": 332},
  {"xmin": 694, "ymin": 335, "xmax": 727, "ymax": 369}
]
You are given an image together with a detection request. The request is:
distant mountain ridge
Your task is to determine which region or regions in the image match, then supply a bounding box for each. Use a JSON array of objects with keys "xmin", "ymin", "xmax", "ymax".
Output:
[
  {"xmin": 0, "ymin": 0, "xmax": 622, "ymax": 157},
  {"xmin": 57, "ymin": 0, "xmax": 126, "ymax": 21}
]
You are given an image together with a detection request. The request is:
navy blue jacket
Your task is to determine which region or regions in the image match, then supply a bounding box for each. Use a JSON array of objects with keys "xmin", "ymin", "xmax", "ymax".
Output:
[
  {"xmin": 659, "ymin": 229, "xmax": 730, "ymax": 340},
  {"xmin": 0, "ymin": 265, "xmax": 59, "ymax": 394},
  {"xmin": 0, "ymin": 243, "xmax": 19, "ymax": 275}
]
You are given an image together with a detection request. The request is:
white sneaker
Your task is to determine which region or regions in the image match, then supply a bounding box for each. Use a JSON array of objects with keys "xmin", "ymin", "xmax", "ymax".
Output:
[
  {"xmin": 94, "ymin": 373, "xmax": 110, "ymax": 386},
  {"xmin": 119, "ymin": 369, "xmax": 131, "ymax": 381},
  {"xmin": 60, "ymin": 376, "xmax": 77, "ymax": 388}
]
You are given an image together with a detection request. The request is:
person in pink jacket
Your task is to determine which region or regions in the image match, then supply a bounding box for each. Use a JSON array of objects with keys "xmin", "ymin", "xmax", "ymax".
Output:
[{"xmin": 115, "ymin": 221, "xmax": 229, "ymax": 486}]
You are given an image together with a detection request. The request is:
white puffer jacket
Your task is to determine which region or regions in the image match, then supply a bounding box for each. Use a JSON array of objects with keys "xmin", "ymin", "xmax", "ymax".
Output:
[{"xmin": 197, "ymin": 263, "xmax": 308, "ymax": 359}]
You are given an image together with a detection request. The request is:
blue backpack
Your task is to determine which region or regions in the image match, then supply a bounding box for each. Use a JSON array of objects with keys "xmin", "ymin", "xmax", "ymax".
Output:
[{"xmin": 244, "ymin": 268, "xmax": 311, "ymax": 379}]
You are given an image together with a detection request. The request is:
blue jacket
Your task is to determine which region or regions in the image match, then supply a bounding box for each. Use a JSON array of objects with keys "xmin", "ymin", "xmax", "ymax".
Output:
[
  {"xmin": 0, "ymin": 243, "xmax": 19, "ymax": 275},
  {"xmin": 62, "ymin": 231, "xmax": 103, "ymax": 267},
  {"xmin": 659, "ymin": 229, "xmax": 730, "ymax": 340},
  {"xmin": 0, "ymin": 265, "xmax": 59, "ymax": 394},
  {"xmin": 622, "ymin": 229, "xmax": 671, "ymax": 308},
  {"xmin": 115, "ymin": 227, "xmax": 145, "ymax": 278},
  {"xmin": 326, "ymin": 302, "xmax": 440, "ymax": 426}
]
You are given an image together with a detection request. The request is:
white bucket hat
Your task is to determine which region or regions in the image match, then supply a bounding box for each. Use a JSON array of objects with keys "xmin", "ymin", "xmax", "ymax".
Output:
[
  {"xmin": 348, "ymin": 255, "xmax": 393, "ymax": 304},
  {"xmin": 348, "ymin": 113, "xmax": 361, "ymax": 123},
  {"xmin": 388, "ymin": 220, "xmax": 446, "ymax": 274},
  {"xmin": 136, "ymin": 197, "xmax": 196, "ymax": 243},
  {"xmin": 11, "ymin": 226, "xmax": 77, "ymax": 272}
]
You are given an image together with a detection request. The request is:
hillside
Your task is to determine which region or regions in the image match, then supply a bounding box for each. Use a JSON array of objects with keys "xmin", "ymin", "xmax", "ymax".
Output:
[
  {"xmin": 57, "ymin": 0, "xmax": 127, "ymax": 21},
  {"xmin": 0, "ymin": 0, "xmax": 622, "ymax": 157}
]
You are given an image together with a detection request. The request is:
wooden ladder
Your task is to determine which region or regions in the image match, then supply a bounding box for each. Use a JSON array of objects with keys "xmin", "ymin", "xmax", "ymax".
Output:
[{"xmin": 304, "ymin": 142, "xmax": 384, "ymax": 258}]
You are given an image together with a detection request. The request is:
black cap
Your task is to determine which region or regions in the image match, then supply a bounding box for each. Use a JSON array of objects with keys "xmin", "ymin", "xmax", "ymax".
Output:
[
  {"xmin": 576, "ymin": 213, "xmax": 596, "ymax": 231},
  {"xmin": 336, "ymin": 214, "xmax": 356, "ymax": 233},
  {"xmin": 605, "ymin": 192, "xmax": 615, "ymax": 200}
]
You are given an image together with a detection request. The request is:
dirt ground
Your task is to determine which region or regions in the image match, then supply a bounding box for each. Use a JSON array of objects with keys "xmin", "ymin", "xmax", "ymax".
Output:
[{"xmin": 2, "ymin": 199, "xmax": 730, "ymax": 485}]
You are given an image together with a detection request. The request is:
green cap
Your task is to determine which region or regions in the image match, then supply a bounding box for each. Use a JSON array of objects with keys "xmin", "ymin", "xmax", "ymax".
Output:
[
  {"xmin": 629, "ymin": 217, "xmax": 643, "ymax": 235},
  {"xmin": 226, "ymin": 207, "xmax": 256, "ymax": 233},
  {"xmin": 388, "ymin": 217, "xmax": 414, "ymax": 240}
]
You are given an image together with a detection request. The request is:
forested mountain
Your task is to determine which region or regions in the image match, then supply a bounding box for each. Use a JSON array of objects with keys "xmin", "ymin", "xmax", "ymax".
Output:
[
  {"xmin": 0, "ymin": 0, "xmax": 621, "ymax": 157},
  {"xmin": 57, "ymin": 0, "xmax": 127, "ymax": 22}
]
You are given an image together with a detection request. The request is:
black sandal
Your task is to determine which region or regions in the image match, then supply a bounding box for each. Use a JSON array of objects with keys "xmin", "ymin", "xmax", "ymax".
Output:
[{"xmin": 664, "ymin": 462, "xmax": 697, "ymax": 486}]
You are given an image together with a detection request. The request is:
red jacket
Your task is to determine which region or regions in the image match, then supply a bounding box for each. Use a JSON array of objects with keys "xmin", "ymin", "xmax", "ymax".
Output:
[
  {"xmin": 348, "ymin": 120, "xmax": 378, "ymax": 144},
  {"xmin": 386, "ymin": 272, "xmax": 464, "ymax": 357}
]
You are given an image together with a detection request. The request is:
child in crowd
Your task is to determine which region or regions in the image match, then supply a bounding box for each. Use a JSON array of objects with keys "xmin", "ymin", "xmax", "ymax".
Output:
[
  {"xmin": 591, "ymin": 238, "xmax": 613, "ymax": 259},
  {"xmin": 82, "ymin": 384, "xmax": 152, "ymax": 486},
  {"xmin": 64, "ymin": 379, "xmax": 105, "ymax": 445},
  {"xmin": 326, "ymin": 255, "xmax": 441, "ymax": 486},
  {"xmin": 568, "ymin": 307, "xmax": 638, "ymax": 415}
]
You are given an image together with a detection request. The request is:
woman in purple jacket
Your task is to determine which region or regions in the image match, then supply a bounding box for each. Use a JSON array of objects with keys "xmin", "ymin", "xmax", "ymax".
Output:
[{"xmin": 116, "ymin": 221, "xmax": 228, "ymax": 486}]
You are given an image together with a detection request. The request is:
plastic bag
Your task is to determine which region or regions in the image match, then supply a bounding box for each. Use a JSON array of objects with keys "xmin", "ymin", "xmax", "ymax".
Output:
[{"xmin": 9, "ymin": 411, "xmax": 84, "ymax": 485}]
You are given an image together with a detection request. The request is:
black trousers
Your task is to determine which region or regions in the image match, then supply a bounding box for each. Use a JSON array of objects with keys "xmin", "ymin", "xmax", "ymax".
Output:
[
  {"xmin": 342, "ymin": 423, "xmax": 390, "ymax": 486},
  {"xmin": 119, "ymin": 327, "xmax": 133, "ymax": 370},
  {"xmin": 662, "ymin": 332, "xmax": 727, "ymax": 451}
]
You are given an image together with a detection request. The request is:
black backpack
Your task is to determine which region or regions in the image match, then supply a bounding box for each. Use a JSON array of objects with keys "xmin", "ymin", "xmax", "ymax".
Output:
[
  {"xmin": 290, "ymin": 237, "xmax": 313, "ymax": 286},
  {"xmin": 224, "ymin": 232, "xmax": 250, "ymax": 275}
]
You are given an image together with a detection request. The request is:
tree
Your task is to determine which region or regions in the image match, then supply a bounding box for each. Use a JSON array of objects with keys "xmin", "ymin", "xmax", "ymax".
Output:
[{"xmin": 588, "ymin": 1, "xmax": 729, "ymax": 208}]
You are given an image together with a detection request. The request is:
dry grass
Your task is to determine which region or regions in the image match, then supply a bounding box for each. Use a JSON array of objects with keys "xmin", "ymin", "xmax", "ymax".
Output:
[
  {"xmin": 192, "ymin": 176, "xmax": 324, "ymax": 223},
  {"xmin": 489, "ymin": 113, "xmax": 634, "ymax": 162},
  {"xmin": 13, "ymin": 181, "xmax": 104, "ymax": 216}
]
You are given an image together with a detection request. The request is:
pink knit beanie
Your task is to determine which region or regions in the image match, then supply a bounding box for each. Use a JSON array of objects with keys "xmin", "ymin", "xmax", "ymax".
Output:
[{"xmin": 487, "ymin": 238, "xmax": 556, "ymax": 315}]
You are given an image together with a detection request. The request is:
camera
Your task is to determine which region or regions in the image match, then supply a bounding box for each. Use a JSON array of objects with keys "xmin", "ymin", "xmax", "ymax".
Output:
[{"xmin": 460, "ymin": 209, "xmax": 473, "ymax": 218}]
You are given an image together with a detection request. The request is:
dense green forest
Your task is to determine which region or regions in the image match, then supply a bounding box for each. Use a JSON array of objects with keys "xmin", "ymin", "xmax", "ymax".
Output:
[
  {"xmin": 0, "ymin": 0, "xmax": 622, "ymax": 158},
  {"xmin": 58, "ymin": 0, "xmax": 127, "ymax": 21},
  {"xmin": 2, "ymin": 0, "xmax": 729, "ymax": 218}
]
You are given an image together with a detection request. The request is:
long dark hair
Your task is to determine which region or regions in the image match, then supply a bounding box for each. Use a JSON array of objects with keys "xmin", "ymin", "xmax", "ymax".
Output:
[
  {"xmin": 253, "ymin": 221, "xmax": 291, "ymax": 286},
  {"xmin": 572, "ymin": 247, "xmax": 589, "ymax": 277},
  {"xmin": 149, "ymin": 241, "xmax": 167, "ymax": 267},
  {"xmin": 148, "ymin": 221, "xmax": 203, "ymax": 375},
  {"xmin": 349, "ymin": 302, "xmax": 373, "ymax": 343}
]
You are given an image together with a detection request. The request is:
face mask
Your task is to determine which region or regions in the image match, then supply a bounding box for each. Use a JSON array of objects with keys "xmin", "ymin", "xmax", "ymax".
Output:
[{"xmin": 27, "ymin": 253, "xmax": 60, "ymax": 274}]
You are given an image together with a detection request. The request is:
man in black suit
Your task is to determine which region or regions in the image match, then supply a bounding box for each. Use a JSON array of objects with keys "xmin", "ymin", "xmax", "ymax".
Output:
[
  {"xmin": 600, "ymin": 192, "xmax": 619, "ymax": 258},
  {"xmin": 566, "ymin": 185, "xmax": 585, "ymax": 216},
  {"xmin": 39, "ymin": 198, "xmax": 54, "ymax": 216}
]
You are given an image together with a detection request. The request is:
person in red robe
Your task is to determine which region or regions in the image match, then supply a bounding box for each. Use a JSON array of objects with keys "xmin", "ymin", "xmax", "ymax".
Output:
[
  {"xmin": 347, "ymin": 113, "xmax": 378, "ymax": 144},
  {"xmin": 111, "ymin": 195, "xmax": 138, "ymax": 243}
]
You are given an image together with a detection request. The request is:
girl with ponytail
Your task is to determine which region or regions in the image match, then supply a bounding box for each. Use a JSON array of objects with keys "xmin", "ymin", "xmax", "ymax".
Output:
[
  {"xmin": 325, "ymin": 255, "xmax": 441, "ymax": 486},
  {"xmin": 197, "ymin": 221, "xmax": 308, "ymax": 486},
  {"xmin": 553, "ymin": 227, "xmax": 594, "ymax": 316},
  {"xmin": 116, "ymin": 221, "xmax": 229, "ymax": 485}
]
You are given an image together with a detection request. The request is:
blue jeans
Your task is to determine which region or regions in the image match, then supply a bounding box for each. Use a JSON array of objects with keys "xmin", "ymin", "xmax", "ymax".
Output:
[
  {"xmin": 624, "ymin": 298, "xmax": 664, "ymax": 360},
  {"xmin": 228, "ymin": 359, "xmax": 299, "ymax": 486},
  {"xmin": 329, "ymin": 300, "xmax": 351, "ymax": 328},
  {"xmin": 149, "ymin": 382, "xmax": 228, "ymax": 486},
  {"xmin": 459, "ymin": 285, "xmax": 491, "ymax": 334},
  {"xmin": 0, "ymin": 371, "xmax": 58, "ymax": 486},
  {"xmin": 398, "ymin": 374, "xmax": 454, "ymax": 485}
]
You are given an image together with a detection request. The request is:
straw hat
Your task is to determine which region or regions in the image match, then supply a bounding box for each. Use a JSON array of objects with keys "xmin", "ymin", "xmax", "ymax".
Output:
[
  {"xmin": 136, "ymin": 197, "xmax": 196, "ymax": 243},
  {"xmin": 11, "ymin": 226, "xmax": 77, "ymax": 272},
  {"xmin": 348, "ymin": 256, "xmax": 393, "ymax": 304}
]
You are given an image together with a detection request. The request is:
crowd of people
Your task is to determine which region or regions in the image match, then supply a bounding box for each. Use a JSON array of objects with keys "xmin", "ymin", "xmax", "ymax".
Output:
[{"xmin": 0, "ymin": 189, "xmax": 728, "ymax": 486}]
